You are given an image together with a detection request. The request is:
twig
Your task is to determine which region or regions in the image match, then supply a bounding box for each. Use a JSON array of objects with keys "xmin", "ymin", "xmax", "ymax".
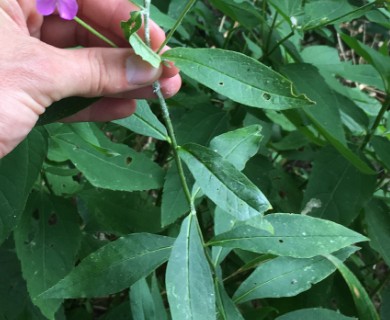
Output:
[{"xmin": 143, "ymin": 0, "xmax": 193, "ymax": 210}]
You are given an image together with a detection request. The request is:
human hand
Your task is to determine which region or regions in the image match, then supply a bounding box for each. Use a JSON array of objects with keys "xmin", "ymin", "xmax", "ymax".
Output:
[{"xmin": 0, "ymin": 0, "xmax": 181, "ymax": 158}]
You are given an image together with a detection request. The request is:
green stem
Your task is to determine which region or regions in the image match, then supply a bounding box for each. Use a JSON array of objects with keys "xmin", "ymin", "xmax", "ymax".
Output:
[
  {"xmin": 265, "ymin": 30, "xmax": 295, "ymax": 58},
  {"xmin": 156, "ymin": 0, "xmax": 197, "ymax": 54},
  {"xmin": 153, "ymin": 82, "xmax": 193, "ymax": 208},
  {"xmin": 73, "ymin": 17, "xmax": 118, "ymax": 48},
  {"xmin": 143, "ymin": 0, "xmax": 193, "ymax": 210},
  {"xmin": 360, "ymin": 95, "xmax": 390, "ymax": 149},
  {"xmin": 143, "ymin": 0, "xmax": 152, "ymax": 47},
  {"xmin": 265, "ymin": 11, "xmax": 278, "ymax": 55}
]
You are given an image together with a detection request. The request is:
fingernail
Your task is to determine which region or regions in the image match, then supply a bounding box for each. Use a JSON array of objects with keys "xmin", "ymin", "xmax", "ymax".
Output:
[{"xmin": 126, "ymin": 55, "xmax": 160, "ymax": 85}]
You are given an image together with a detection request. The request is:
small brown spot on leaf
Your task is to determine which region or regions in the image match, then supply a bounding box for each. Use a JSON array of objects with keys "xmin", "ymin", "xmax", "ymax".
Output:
[{"xmin": 48, "ymin": 213, "xmax": 58, "ymax": 226}]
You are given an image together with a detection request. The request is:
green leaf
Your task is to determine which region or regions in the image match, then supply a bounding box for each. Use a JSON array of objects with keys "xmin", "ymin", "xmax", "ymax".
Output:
[
  {"xmin": 0, "ymin": 239, "xmax": 44, "ymax": 319},
  {"xmin": 210, "ymin": 125, "xmax": 263, "ymax": 171},
  {"xmin": 163, "ymin": 48, "xmax": 313, "ymax": 110},
  {"xmin": 121, "ymin": 11, "xmax": 142, "ymax": 40},
  {"xmin": 130, "ymin": 278, "xmax": 156, "ymax": 320},
  {"xmin": 166, "ymin": 214, "xmax": 215, "ymax": 320},
  {"xmin": 175, "ymin": 104, "xmax": 229, "ymax": 146},
  {"xmin": 365, "ymin": 199, "xmax": 390, "ymax": 266},
  {"xmin": 209, "ymin": 213, "xmax": 367, "ymax": 258},
  {"xmin": 14, "ymin": 193, "xmax": 82, "ymax": 320},
  {"xmin": 233, "ymin": 246, "xmax": 357, "ymax": 303},
  {"xmin": 0, "ymin": 128, "xmax": 47, "ymax": 245},
  {"xmin": 325, "ymin": 254, "xmax": 380, "ymax": 320},
  {"xmin": 209, "ymin": 0, "xmax": 263, "ymax": 28},
  {"xmin": 341, "ymin": 33, "xmax": 390, "ymax": 92},
  {"xmin": 150, "ymin": 274, "xmax": 168, "ymax": 320},
  {"xmin": 282, "ymin": 64, "xmax": 375, "ymax": 174},
  {"xmin": 212, "ymin": 207, "xmax": 236, "ymax": 266},
  {"xmin": 302, "ymin": 146, "xmax": 376, "ymax": 225},
  {"xmin": 380, "ymin": 286, "xmax": 390, "ymax": 320},
  {"xmin": 371, "ymin": 136, "xmax": 390, "ymax": 170},
  {"xmin": 79, "ymin": 188, "xmax": 162, "ymax": 235},
  {"xmin": 302, "ymin": 0, "xmax": 366, "ymax": 30},
  {"xmin": 113, "ymin": 100, "xmax": 168, "ymax": 141},
  {"xmin": 276, "ymin": 308, "xmax": 356, "ymax": 320},
  {"xmin": 41, "ymin": 233, "xmax": 174, "ymax": 298},
  {"xmin": 161, "ymin": 164, "xmax": 191, "ymax": 227},
  {"xmin": 215, "ymin": 280, "xmax": 245, "ymax": 320},
  {"xmin": 52, "ymin": 124, "xmax": 164, "ymax": 191},
  {"xmin": 179, "ymin": 143, "xmax": 272, "ymax": 221},
  {"xmin": 130, "ymin": 33, "xmax": 161, "ymax": 68}
]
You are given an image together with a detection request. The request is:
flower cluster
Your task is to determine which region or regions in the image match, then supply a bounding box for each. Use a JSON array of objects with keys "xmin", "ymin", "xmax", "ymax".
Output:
[{"xmin": 37, "ymin": 0, "xmax": 78, "ymax": 20}]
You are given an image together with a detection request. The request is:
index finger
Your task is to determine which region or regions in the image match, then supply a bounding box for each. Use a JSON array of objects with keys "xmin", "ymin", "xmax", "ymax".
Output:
[
  {"xmin": 78, "ymin": 0, "xmax": 166, "ymax": 49},
  {"xmin": 41, "ymin": 0, "xmax": 165, "ymax": 49}
]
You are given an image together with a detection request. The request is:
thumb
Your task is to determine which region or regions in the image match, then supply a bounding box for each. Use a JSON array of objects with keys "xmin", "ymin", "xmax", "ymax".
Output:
[{"xmin": 51, "ymin": 47, "xmax": 162, "ymax": 100}]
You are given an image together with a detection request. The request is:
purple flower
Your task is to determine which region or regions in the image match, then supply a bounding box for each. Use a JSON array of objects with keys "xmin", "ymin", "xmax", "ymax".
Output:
[{"xmin": 37, "ymin": 0, "xmax": 78, "ymax": 20}]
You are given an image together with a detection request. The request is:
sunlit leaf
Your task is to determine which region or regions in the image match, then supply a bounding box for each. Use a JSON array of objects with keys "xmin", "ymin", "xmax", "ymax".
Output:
[
  {"xmin": 166, "ymin": 214, "xmax": 215, "ymax": 320},
  {"xmin": 233, "ymin": 246, "xmax": 357, "ymax": 303},
  {"xmin": 41, "ymin": 233, "xmax": 174, "ymax": 298},
  {"xmin": 276, "ymin": 308, "xmax": 356, "ymax": 320},
  {"xmin": 113, "ymin": 100, "xmax": 168, "ymax": 141},
  {"xmin": 179, "ymin": 143, "xmax": 271, "ymax": 221},
  {"xmin": 163, "ymin": 48, "xmax": 313, "ymax": 110},
  {"xmin": 209, "ymin": 214, "xmax": 367, "ymax": 258}
]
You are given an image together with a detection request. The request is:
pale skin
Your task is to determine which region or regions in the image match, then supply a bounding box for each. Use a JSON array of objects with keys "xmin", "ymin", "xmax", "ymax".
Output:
[{"xmin": 0, "ymin": 0, "xmax": 181, "ymax": 158}]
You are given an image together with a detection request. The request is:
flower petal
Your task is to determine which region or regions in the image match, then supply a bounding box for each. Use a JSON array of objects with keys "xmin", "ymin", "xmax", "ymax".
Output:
[
  {"xmin": 36, "ymin": 0, "xmax": 57, "ymax": 16},
  {"xmin": 57, "ymin": 0, "xmax": 78, "ymax": 20}
]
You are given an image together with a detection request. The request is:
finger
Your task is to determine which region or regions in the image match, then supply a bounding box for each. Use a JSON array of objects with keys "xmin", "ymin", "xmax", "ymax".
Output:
[
  {"xmin": 111, "ymin": 74, "xmax": 182, "ymax": 100},
  {"xmin": 40, "ymin": 0, "xmax": 165, "ymax": 50},
  {"xmin": 48, "ymin": 46, "xmax": 162, "ymax": 100},
  {"xmin": 61, "ymin": 97, "xmax": 136, "ymax": 122}
]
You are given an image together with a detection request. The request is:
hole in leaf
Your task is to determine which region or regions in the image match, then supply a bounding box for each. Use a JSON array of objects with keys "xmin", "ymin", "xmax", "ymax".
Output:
[
  {"xmin": 278, "ymin": 239, "xmax": 284, "ymax": 243},
  {"xmin": 263, "ymin": 93, "xmax": 271, "ymax": 100},
  {"xmin": 48, "ymin": 213, "xmax": 58, "ymax": 226},
  {"xmin": 32, "ymin": 210, "xmax": 40, "ymax": 220},
  {"xmin": 126, "ymin": 157, "xmax": 133, "ymax": 165},
  {"xmin": 218, "ymin": 81, "xmax": 224, "ymax": 86}
]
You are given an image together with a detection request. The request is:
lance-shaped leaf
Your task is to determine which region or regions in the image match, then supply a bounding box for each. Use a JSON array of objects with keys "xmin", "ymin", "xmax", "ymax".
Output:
[
  {"xmin": 209, "ymin": 214, "xmax": 367, "ymax": 258},
  {"xmin": 233, "ymin": 246, "xmax": 357, "ymax": 303},
  {"xmin": 276, "ymin": 308, "xmax": 356, "ymax": 320},
  {"xmin": 325, "ymin": 254, "xmax": 379, "ymax": 320},
  {"xmin": 210, "ymin": 125, "xmax": 263, "ymax": 171},
  {"xmin": 163, "ymin": 48, "xmax": 313, "ymax": 110},
  {"xmin": 179, "ymin": 143, "xmax": 271, "ymax": 221},
  {"xmin": 113, "ymin": 100, "xmax": 168, "ymax": 141},
  {"xmin": 282, "ymin": 64, "xmax": 374, "ymax": 174},
  {"xmin": 40, "ymin": 233, "xmax": 174, "ymax": 298},
  {"xmin": 130, "ymin": 278, "xmax": 157, "ymax": 320},
  {"xmin": 52, "ymin": 124, "xmax": 164, "ymax": 191},
  {"xmin": 302, "ymin": 146, "xmax": 376, "ymax": 225},
  {"xmin": 130, "ymin": 33, "xmax": 161, "ymax": 68},
  {"xmin": 166, "ymin": 214, "xmax": 215, "ymax": 320},
  {"xmin": 215, "ymin": 280, "xmax": 245, "ymax": 320},
  {"xmin": 14, "ymin": 193, "xmax": 82, "ymax": 320},
  {"xmin": 0, "ymin": 128, "xmax": 47, "ymax": 245},
  {"xmin": 365, "ymin": 199, "xmax": 390, "ymax": 267}
]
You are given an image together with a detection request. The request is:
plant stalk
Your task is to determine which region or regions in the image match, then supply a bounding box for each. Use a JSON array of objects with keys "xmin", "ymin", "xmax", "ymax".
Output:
[
  {"xmin": 143, "ymin": 0, "xmax": 193, "ymax": 210},
  {"xmin": 360, "ymin": 94, "xmax": 390, "ymax": 149},
  {"xmin": 74, "ymin": 17, "xmax": 118, "ymax": 48},
  {"xmin": 156, "ymin": 0, "xmax": 197, "ymax": 54}
]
